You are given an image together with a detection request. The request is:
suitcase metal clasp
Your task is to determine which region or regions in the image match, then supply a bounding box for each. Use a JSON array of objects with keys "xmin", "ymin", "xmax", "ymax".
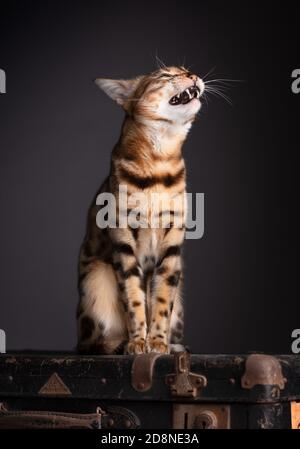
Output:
[{"xmin": 166, "ymin": 352, "xmax": 207, "ymax": 398}]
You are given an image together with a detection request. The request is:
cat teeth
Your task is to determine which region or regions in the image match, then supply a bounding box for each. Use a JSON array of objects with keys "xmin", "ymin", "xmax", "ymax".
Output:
[
  {"xmin": 169, "ymin": 85, "xmax": 201, "ymax": 105},
  {"xmin": 183, "ymin": 87, "xmax": 197, "ymax": 98},
  {"xmin": 186, "ymin": 88, "xmax": 192, "ymax": 99}
]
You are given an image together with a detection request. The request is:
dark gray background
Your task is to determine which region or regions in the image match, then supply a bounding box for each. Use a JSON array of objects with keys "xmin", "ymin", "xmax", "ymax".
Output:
[{"xmin": 0, "ymin": 0, "xmax": 298, "ymax": 352}]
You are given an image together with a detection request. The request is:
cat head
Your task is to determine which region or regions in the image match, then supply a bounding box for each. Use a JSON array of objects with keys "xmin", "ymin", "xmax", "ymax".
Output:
[{"xmin": 95, "ymin": 66, "xmax": 204, "ymax": 125}]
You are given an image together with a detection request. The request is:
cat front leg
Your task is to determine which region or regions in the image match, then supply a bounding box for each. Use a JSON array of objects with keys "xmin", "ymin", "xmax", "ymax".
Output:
[
  {"xmin": 111, "ymin": 230, "xmax": 148, "ymax": 354},
  {"xmin": 147, "ymin": 227, "xmax": 184, "ymax": 353}
]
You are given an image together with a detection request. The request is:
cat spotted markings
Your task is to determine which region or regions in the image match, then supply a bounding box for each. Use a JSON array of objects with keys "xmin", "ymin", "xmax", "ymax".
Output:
[{"xmin": 77, "ymin": 66, "xmax": 204, "ymax": 354}]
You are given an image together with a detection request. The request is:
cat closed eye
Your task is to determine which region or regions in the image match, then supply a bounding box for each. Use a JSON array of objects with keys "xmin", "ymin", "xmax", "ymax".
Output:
[{"xmin": 158, "ymin": 73, "xmax": 175, "ymax": 78}]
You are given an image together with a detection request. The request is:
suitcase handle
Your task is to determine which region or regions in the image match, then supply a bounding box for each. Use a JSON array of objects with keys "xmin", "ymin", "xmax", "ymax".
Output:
[
  {"xmin": 0, "ymin": 403, "xmax": 140, "ymax": 429},
  {"xmin": 0, "ymin": 404, "xmax": 101, "ymax": 429}
]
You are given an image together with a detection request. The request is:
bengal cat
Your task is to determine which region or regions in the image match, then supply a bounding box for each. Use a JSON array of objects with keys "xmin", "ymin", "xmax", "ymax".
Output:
[{"xmin": 77, "ymin": 66, "xmax": 204, "ymax": 354}]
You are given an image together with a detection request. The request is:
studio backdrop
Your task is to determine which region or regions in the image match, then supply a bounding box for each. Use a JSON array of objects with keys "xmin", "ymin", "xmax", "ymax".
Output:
[{"xmin": 0, "ymin": 0, "xmax": 298, "ymax": 353}]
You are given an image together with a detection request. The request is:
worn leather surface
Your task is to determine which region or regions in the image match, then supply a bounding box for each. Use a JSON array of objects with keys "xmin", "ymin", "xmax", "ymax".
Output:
[{"xmin": 0, "ymin": 409, "xmax": 101, "ymax": 429}]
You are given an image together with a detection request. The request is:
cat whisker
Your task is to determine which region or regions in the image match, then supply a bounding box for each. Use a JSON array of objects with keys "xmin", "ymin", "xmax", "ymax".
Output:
[
  {"xmin": 202, "ymin": 66, "xmax": 216, "ymax": 81},
  {"xmin": 204, "ymin": 86, "xmax": 233, "ymax": 106},
  {"xmin": 205, "ymin": 84, "xmax": 231, "ymax": 94},
  {"xmin": 155, "ymin": 54, "xmax": 167, "ymax": 69},
  {"xmin": 180, "ymin": 61, "xmax": 194, "ymax": 73},
  {"xmin": 206, "ymin": 92, "xmax": 233, "ymax": 107},
  {"xmin": 200, "ymin": 91, "xmax": 210, "ymax": 105},
  {"xmin": 203, "ymin": 77, "xmax": 243, "ymax": 107},
  {"xmin": 204, "ymin": 78, "xmax": 243, "ymax": 85}
]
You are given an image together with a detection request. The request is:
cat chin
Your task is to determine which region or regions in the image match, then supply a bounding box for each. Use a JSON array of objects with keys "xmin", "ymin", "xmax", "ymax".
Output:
[
  {"xmin": 156, "ymin": 99, "xmax": 201, "ymax": 125},
  {"xmin": 170, "ymin": 99, "xmax": 201, "ymax": 122},
  {"xmin": 184, "ymin": 98, "xmax": 202, "ymax": 113}
]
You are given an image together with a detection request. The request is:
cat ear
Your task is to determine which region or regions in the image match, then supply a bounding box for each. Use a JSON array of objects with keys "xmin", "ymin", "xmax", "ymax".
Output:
[{"xmin": 95, "ymin": 78, "xmax": 141, "ymax": 105}]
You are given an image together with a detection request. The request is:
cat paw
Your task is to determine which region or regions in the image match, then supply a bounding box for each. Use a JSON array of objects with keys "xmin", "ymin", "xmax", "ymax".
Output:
[
  {"xmin": 146, "ymin": 338, "xmax": 169, "ymax": 354},
  {"xmin": 125, "ymin": 339, "xmax": 146, "ymax": 354}
]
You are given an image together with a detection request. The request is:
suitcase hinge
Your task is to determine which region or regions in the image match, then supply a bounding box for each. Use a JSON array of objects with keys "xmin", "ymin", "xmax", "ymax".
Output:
[{"xmin": 166, "ymin": 351, "xmax": 207, "ymax": 398}]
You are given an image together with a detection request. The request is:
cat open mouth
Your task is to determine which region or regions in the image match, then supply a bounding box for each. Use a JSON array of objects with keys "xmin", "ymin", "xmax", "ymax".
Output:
[{"xmin": 169, "ymin": 85, "xmax": 201, "ymax": 105}]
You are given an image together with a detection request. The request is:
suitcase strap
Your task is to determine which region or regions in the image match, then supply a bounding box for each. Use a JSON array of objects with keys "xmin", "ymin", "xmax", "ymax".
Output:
[
  {"xmin": 0, "ymin": 406, "xmax": 101, "ymax": 429},
  {"xmin": 0, "ymin": 404, "xmax": 140, "ymax": 429}
]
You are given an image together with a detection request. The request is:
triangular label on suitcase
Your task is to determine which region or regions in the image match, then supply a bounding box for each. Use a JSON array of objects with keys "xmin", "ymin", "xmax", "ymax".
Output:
[{"xmin": 38, "ymin": 372, "xmax": 71, "ymax": 396}]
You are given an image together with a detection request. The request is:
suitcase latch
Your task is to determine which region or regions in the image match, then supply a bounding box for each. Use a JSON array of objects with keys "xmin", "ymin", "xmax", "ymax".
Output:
[
  {"xmin": 173, "ymin": 404, "xmax": 230, "ymax": 429},
  {"xmin": 166, "ymin": 352, "xmax": 207, "ymax": 398}
]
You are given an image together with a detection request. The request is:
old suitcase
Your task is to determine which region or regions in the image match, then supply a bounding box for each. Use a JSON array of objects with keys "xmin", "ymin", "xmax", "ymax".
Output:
[{"xmin": 0, "ymin": 351, "xmax": 299, "ymax": 429}]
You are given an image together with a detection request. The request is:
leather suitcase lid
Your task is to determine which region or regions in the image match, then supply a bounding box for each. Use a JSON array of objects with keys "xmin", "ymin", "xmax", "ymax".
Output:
[{"xmin": 0, "ymin": 352, "xmax": 299, "ymax": 403}]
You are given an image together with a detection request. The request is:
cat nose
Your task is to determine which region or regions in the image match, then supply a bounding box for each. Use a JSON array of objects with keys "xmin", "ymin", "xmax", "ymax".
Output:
[{"xmin": 188, "ymin": 74, "xmax": 198, "ymax": 83}]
